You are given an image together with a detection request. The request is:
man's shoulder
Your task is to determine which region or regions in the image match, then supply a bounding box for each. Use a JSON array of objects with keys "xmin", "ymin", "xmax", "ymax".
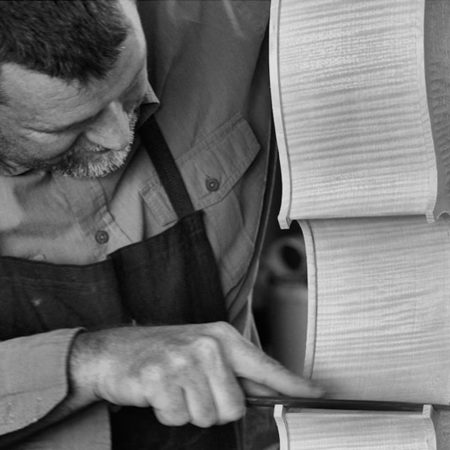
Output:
[{"xmin": 138, "ymin": 0, "xmax": 271, "ymax": 159}]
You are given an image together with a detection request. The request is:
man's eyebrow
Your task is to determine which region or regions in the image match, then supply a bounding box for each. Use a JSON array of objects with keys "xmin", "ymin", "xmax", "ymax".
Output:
[{"xmin": 33, "ymin": 61, "xmax": 147, "ymax": 133}]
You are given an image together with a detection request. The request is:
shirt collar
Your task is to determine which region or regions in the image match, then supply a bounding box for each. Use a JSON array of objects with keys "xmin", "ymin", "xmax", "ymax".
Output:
[{"xmin": 137, "ymin": 81, "xmax": 160, "ymax": 128}]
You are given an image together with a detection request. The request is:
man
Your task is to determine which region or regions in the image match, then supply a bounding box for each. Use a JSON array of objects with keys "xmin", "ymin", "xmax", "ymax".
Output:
[{"xmin": 0, "ymin": 0, "xmax": 321, "ymax": 449}]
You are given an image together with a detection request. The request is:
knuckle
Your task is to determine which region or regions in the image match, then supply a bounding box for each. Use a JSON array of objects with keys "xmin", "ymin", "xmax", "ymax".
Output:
[
  {"xmin": 219, "ymin": 390, "xmax": 246, "ymax": 424},
  {"xmin": 143, "ymin": 365, "xmax": 167, "ymax": 385},
  {"xmin": 188, "ymin": 400, "xmax": 218, "ymax": 428},
  {"xmin": 169, "ymin": 416, "xmax": 190, "ymax": 426},
  {"xmin": 156, "ymin": 409, "xmax": 190, "ymax": 427},
  {"xmin": 210, "ymin": 321, "xmax": 234, "ymax": 336},
  {"xmin": 169, "ymin": 410, "xmax": 191, "ymax": 426},
  {"xmin": 220, "ymin": 404, "xmax": 246, "ymax": 424},
  {"xmin": 194, "ymin": 335, "xmax": 221, "ymax": 358},
  {"xmin": 192, "ymin": 413, "xmax": 217, "ymax": 428},
  {"xmin": 169, "ymin": 352, "xmax": 192, "ymax": 371}
]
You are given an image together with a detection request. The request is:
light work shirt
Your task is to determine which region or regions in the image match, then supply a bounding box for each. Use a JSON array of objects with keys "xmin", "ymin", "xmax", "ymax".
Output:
[{"xmin": 0, "ymin": 1, "xmax": 272, "ymax": 448}]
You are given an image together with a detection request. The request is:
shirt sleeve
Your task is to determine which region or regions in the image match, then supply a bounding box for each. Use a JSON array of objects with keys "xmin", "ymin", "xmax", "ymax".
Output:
[{"xmin": 0, "ymin": 328, "xmax": 81, "ymax": 436}]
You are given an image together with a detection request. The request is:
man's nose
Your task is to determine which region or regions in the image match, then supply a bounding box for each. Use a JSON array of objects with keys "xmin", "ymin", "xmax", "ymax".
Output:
[{"xmin": 84, "ymin": 102, "xmax": 131, "ymax": 150}]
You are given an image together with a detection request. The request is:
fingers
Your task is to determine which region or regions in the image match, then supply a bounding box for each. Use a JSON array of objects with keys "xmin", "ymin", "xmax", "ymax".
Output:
[
  {"xmin": 184, "ymin": 335, "xmax": 245, "ymax": 427},
  {"xmin": 238, "ymin": 348, "xmax": 324, "ymax": 397},
  {"xmin": 203, "ymin": 348, "xmax": 245, "ymax": 425},
  {"xmin": 152, "ymin": 385, "xmax": 190, "ymax": 426},
  {"xmin": 145, "ymin": 351, "xmax": 218, "ymax": 427},
  {"xmin": 182, "ymin": 371, "xmax": 218, "ymax": 427},
  {"xmin": 240, "ymin": 379, "xmax": 280, "ymax": 397},
  {"xmin": 84, "ymin": 323, "xmax": 323, "ymax": 430},
  {"xmin": 209, "ymin": 322, "xmax": 324, "ymax": 398},
  {"xmin": 150, "ymin": 335, "xmax": 246, "ymax": 428},
  {"xmin": 254, "ymin": 358, "xmax": 323, "ymax": 397},
  {"xmin": 150, "ymin": 369, "xmax": 221, "ymax": 428}
]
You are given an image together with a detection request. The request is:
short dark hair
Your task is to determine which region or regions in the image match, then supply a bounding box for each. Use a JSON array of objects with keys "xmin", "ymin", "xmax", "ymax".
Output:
[{"xmin": 0, "ymin": 0, "xmax": 130, "ymax": 84}]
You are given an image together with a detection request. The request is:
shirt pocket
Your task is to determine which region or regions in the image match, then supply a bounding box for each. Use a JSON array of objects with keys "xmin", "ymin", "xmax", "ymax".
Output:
[{"xmin": 141, "ymin": 113, "xmax": 263, "ymax": 294}]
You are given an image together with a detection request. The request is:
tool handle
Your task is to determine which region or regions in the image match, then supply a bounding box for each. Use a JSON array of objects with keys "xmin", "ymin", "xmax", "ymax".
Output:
[{"xmin": 246, "ymin": 396, "xmax": 450, "ymax": 412}]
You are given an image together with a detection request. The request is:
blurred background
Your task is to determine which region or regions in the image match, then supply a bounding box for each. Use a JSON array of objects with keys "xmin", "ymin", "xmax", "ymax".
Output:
[
  {"xmin": 245, "ymin": 165, "xmax": 309, "ymax": 450},
  {"xmin": 253, "ymin": 164, "xmax": 308, "ymax": 376}
]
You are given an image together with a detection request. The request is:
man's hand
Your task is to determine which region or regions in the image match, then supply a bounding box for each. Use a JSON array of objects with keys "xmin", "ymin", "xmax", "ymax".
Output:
[{"xmin": 70, "ymin": 322, "xmax": 323, "ymax": 428}]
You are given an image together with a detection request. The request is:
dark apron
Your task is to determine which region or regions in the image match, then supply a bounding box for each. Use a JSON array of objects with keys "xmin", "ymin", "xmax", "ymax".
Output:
[{"xmin": 0, "ymin": 116, "xmax": 239, "ymax": 449}]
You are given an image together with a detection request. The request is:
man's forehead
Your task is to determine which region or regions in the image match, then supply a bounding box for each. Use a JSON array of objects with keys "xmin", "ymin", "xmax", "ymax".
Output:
[{"xmin": 0, "ymin": 64, "xmax": 84, "ymax": 125}]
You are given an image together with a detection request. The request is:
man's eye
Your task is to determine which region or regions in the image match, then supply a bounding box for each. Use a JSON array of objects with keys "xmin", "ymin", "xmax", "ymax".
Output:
[{"xmin": 35, "ymin": 125, "xmax": 79, "ymax": 135}]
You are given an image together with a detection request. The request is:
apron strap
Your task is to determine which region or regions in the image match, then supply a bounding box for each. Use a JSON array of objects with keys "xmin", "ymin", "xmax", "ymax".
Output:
[{"xmin": 139, "ymin": 116, "xmax": 196, "ymax": 219}]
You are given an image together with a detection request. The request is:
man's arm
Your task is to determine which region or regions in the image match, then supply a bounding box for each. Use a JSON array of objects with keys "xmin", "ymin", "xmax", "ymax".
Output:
[
  {"xmin": 0, "ymin": 322, "xmax": 322, "ymax": 448},
  {"xmin": 69, "ymin": 321, "xmax": 323, "ymax": 427},
  {"xmin": 0, "ymin": 329, "xmax": 82, "ymax": 448}
]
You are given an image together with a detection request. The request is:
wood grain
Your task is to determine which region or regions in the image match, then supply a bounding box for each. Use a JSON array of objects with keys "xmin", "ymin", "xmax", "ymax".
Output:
[
  {"xmin": 270, "ymin": 0, "xmax": 437, "ymax": 225},
  {"xmin": 279, "ymin": 407, "xmax": 436, "ymax": 450},
  {"xmin": 301, "ymin": 216, "xmax": 450, "ymax": 404}
]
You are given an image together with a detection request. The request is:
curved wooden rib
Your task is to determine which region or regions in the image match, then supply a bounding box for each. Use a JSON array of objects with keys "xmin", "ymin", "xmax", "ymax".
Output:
[
  {"xmin": 269, "ymin": 0, "xmax": 293, "ymax": 228},
  {"xmin": 270, "ymin": 0, "xmax": 437, "ymax": 223},
  {"xmin": 283, "ymin": 408, "xmax": 436, "ymax": 450},
  {"xmin": 300, "ymin": 216, "xmax": 450, "ymax": 404},
  {"xmin": 274, "ymin": 405, "xmax": 290, "ymax": 450}
]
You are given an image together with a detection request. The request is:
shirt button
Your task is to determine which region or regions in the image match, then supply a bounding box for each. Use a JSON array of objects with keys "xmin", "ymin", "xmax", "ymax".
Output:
[
  {"xmin": 31, "ymin": 298, "xmax": 43, "ymax": 307},
  {"xmin": 205, "ymin": 177, "xmax": 220, "ymax": 192},
  {"xmin": 95, "ymin": 230, "xmax": 109, "ymax": 244}
]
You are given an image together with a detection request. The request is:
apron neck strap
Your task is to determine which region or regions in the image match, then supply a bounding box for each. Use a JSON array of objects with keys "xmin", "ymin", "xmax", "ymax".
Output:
[{"xmin": 139, "ymin": 116, "xmax": 195, "ymax": 219}]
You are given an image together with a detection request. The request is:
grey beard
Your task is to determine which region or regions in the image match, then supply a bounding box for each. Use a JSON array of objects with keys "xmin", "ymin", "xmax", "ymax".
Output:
[
  {"xmin": 51, "ymin": 110, "xmax": 139, "ymax": 178},
  {"xmin": 0, "ymin": 109, "xmax": 139, "ymax": 178}
]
